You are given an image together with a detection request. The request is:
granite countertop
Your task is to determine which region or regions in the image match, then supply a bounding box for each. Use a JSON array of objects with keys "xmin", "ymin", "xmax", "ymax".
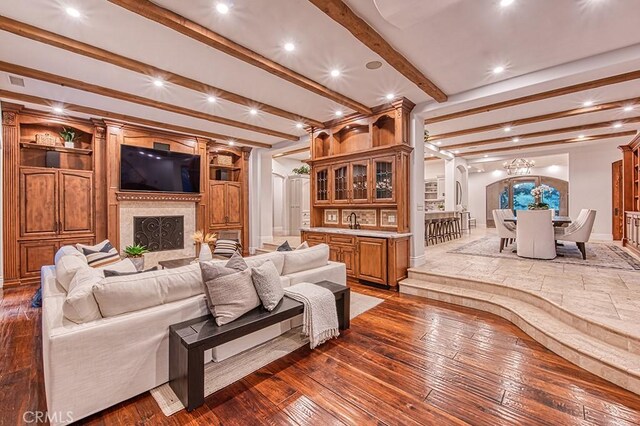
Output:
[{"xmin": 300, "ymin": 227, "xmax": 412, "ymax": 239}]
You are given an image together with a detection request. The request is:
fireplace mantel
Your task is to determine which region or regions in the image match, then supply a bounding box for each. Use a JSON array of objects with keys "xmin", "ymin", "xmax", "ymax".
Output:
[{"xmin": 116, "ymin": 191, "xmax": 202, "ymax": 203}]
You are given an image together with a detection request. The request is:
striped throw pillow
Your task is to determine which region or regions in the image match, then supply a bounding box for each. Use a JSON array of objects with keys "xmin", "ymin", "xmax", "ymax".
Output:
[
  {"xmin": 213, "ymin": 239, "xmax": 241, "ymax": 258},
  {"xmin": 79, "ymin": 241, "xmax": 121, "ymax": 267}
]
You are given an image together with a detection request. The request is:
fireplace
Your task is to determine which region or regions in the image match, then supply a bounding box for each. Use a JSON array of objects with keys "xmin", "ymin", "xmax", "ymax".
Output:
[{"xmin": 133, "ymin": 216, "xmax": 184, "ymax": 252}]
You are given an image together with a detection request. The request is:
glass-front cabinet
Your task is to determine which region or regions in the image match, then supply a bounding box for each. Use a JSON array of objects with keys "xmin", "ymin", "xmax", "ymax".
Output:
[
  {"xmin": 350, "ymin": 161, "xmax": 370, "ymax": 203},
  {"xmin": 314, "ymin": 166, "xmax": 330, "ymax": 204},
  {"xmin": 333, "ymin": 164, "xmax": 349, "ymax": 204},
  {"xmin": 373, "ymin": 156, "xmax": 395, "ymax": 203}
]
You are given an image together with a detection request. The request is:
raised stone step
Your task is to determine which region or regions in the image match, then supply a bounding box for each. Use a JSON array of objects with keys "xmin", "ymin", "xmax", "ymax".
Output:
[{"xmin": 399, "ymin": 277, "xmax": 640, "ymax": 395}]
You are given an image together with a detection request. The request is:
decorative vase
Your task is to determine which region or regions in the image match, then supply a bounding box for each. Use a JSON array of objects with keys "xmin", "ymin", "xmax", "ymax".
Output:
[
  {"xmin": 199, "ymin": 243, "xmax": 213, "ymax": 262},
  {"xmin": 129, "ymin": 256, "xmax": 145, "ymax": 271},
  {"xmin": 64, "ymin": 141, "xmax": 75, "ymax": 149}
]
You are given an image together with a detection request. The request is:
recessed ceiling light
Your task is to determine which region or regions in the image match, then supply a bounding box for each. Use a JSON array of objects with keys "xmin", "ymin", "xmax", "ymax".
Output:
[
  {"xmin": 583, "ymin": 100, "xmax": 594, "ymax": 107},
  {"xmin": 613, "ymin": 122, "xmax": 623, "ymax": 128},
  {"xmin": 578, "ymin": 134, "xmax": 585, "ymax": 139},
  {"xmin": 207, "ymin": 96, "xmax": 216, "ymax": 103},
  {"xmin": 228, "ymin": 140, "xmax": 235, "ymax": 146},
  {"xmin": 335, "ymin": 110, "xmax": 343, "ymax": 117},
  {"xmin": 153, "ymin": 78, "xmax": 164, "ymax": 87},
  {"xmin": 216, "ymin": 3, "xmax": 230, "ymax": 14},
  {"xmin": 512, "ymin": 137, "xmax": 520, "ymax": 142},
  {"xmin": 366, "ymin": 61, "xmax": 382, "ymax": 70},
  {"xmin": 296, "ymin": 123, "xmax": 304, "ymax": 129},
  {"xmin": 493, "ymin": 66, "xmax": 505, "ymax": 74},
  {"xmin": 65, "ymin": 7, "xmax": 80, "ymax": 18},
  {"xmin": 484, "ymin": 155, "xmax": 489, "ymax": 158},
  {"xmin": 624, "ymin": 105, "xmax": 634, "ymax": 112},
  {"xmin": 503, "ymin": 126, "xmax": 512, "ymax": 132},
  {"xmin": 385, "ymin": 93, "xmax": 394, "ymax": 100},
  {"xmin": 284, "ymin": 42, "xmax": 295, "ymax": 52},
  {"xmin": 453, "ymin": 150, "xmax": 460, "ymax": 154},
  {"xmin": 330, "ymin": 69, "xmax": 341, "ymax": 77},
  {"xmin": 500, "ymin": 0, "xmax": 515, "ymax": 6},
  {"xmin": 249, "ymin": 108, "xmax": 258, "ymax": 115},
  {"xmin": 435, "ymin": 141, "xmax": 442, "ymax": 145},
  {"xmin": 53, "ymin": 106, "xmax": 64, "ymax": 114}
]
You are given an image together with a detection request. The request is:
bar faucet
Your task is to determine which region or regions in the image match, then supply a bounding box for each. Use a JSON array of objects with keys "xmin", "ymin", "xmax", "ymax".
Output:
[{"xmin": 348, "ymin": 212, "xmax": 360, "ymax": 229}]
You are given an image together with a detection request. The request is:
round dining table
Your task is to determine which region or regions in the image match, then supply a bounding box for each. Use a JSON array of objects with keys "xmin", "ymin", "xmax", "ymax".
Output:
[{"xmin": 504, "ymin": 216, "xmax": 572, "ymax": 226}]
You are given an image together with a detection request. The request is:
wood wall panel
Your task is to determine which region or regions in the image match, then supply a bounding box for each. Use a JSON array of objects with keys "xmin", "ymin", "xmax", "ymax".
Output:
[
  {"xmin": 58, "ymin": 170, "xmax": 94, "ymax": 234},
  {"xmin": 2, "ymin": 104, "xmax": 21, "ymax": 286},
  {"xmin": 19, "ymin": 169, "xmax": 57, "ymax": 238}
]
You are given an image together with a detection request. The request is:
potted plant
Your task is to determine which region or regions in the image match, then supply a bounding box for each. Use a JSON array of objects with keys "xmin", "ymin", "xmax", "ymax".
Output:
[
  {"xmin": 124, "ymin": 243, "xmax": 149, "ymax": 270},
  {"xmin": 192, "ymin": 231, "xmax": 217, "ymax": 261},
  {"xmin": 528, "ymin": 184, "xmax": 551, "ymax": 210},
  {"xmin": 292, "ymin": 165, "xmax": 310, "ymax": 175},
  {"xmin": 59, "ymin": 127, "xmax": 81, "ymax": 149}
]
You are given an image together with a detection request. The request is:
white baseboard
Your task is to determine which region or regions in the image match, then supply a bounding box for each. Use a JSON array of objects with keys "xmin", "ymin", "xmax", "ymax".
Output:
[
  {"xmin": 590, "ymin": 233, "xmax": 613, "ymax": 241},
  {"xmin": 410, "ymin": 254, "xmax": 426, "ymax": 268}
]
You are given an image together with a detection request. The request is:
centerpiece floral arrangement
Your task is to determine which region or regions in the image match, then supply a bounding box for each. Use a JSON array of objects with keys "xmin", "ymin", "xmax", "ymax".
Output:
[
  {"xmin": 192, "ymin": 231, "xmax": 217, "ymax": 261},
  {"xmin": 529, "ymin": 184, "xmax": 551, "ymax": 210}
]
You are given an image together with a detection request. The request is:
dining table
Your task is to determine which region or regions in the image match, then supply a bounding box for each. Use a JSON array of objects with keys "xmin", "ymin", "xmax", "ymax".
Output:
[{"xmin": 504, "ymin": 216, "xmax": 572, "ymax": 226}]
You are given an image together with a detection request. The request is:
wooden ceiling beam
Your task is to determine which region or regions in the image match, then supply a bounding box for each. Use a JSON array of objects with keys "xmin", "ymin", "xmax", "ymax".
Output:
[
  {"xmin": 0, "ymin": 15, "xmax": 324, "ymax": 128},
  {"xmin": 108, "ymin": 0, "xmax": 372, "ymax": 116},
  {"xmin": 445, "ymin": 116, "xmax": 640, "ymax": 150},
  {"xmin": 0, "ymin": 61, "xmax": 297, "ymax": 141},
  {"xmin": 273, "ymin": 146, "xmax": 311, "ymax": 158},
  {"xmin": 427, "ymin": 70, "xmax": 640, "ymax": 123},
  {"xmin": 308, "ymin": 0, "xmax": 447, "ymax": 103},
  {"xmin": 460, "ymin": 131, "xmax": 636, "ymax": 158},
  {"xmin": 428, "ymin": 96, "xmax": 640, "ymax": 141},
  {"xmin": 0, "ymin": 89, "xmax": 271, "ymax": 148}
]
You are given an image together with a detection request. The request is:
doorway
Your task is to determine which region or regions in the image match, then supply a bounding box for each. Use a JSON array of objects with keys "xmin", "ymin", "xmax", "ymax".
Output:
[{"xmin": 612, "ymin": 160, "xmax": 623, "ymax": 240}]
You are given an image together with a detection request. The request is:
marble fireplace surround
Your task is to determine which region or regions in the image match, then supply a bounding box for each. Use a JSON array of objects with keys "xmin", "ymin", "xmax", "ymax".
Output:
[{"xmin": 119, "ymin": 201, "xmax": 196, "ymax": 267}]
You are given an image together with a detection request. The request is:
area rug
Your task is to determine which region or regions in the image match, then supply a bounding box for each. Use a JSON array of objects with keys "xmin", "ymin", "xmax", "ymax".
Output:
[
  {"xmin": 449, "ymin": 237, "xmax": 640, "ymax": 270},
  {"xmin": 150, "ymin": 291, "xmax": 383, "ymax": 416}
]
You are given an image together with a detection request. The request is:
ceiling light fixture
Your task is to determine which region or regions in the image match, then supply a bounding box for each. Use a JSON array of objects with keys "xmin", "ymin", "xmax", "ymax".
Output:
[
  {"xmin": 484, "ymin": 155, "xmax": 489, "ymax": 158},
  {"xmin": 153, "ymin": 78, "xmax": 164, "ymax": 87},
  {"xmin": 228, "ymin": 140, "xmax": 235, "ymax": 146},
  {"xmin": 493, "ymin": 66, "xmax": 505, "ymax": 74},
  {"xmin": 578, "ymin": 134, "xmax": 586, "ymax": 139},
  {"xmin": 216, "ymin": 3, "xmax": 230, "ymax": 14},
  {"xmin": 500, "ymin": 0, "xmax": 515, "ymax": 7},
  {"xmin": 365, "ymin": 61, "xmax": 382, "ymax": 70},
  {"xmin": 335, "ymin": 110, "xmax": 343, "ymax": 117},
  {"xmin": 624, "ymin": 105, "xmax": 634, "ymax": 112},
  {"xmin": 385, "ymin": 93, "xmax": 394, "ymax": 101},
  {"xmin": 435, "ymin": 141, "xmax": 442, "ymax": 145},
  {"xmin": 207, "ymin": 96, "xmax": 216, "ymax": 103},
  {"xmin": 512, "ymin": 137, "xmax": 520, "ymax": 142},
  {"xmin": 296, "ymin": 123, "xmax": 304, "ymax": 129},
  {"xmin": 284, "ymin": 42, "xmax": 295, "ymax": 52},
  {"xmin": 66, "ymin": 7, "xmax": 81, "ymax": 17},
  {"xmin": 583, "ymin": 100, "xmax": 594, "ymax": 107},
  {"xmin": 53, "ymin": 106, "xmax": 64, "ymax": 114},
  {"xmin": 503, "ymin": 158, "xmax": 535, "ymax": 175},
  {"xmin": 453, "ymin": 150, "xmax": 460, "ymax": 154},
  {"xmin": 249, "ymin": 108, "xmax": 258, "ymax": 115},
  {"xmin": 613, "ymin": 122, "xmax": 623, "ymax": 128},
  {"xmin": 330, "ymin": 69, "xmax": 341, "ymax": 77},
  {"xmin": 503, "ymin": 126, "xmax": 512, "ymax": 132}
]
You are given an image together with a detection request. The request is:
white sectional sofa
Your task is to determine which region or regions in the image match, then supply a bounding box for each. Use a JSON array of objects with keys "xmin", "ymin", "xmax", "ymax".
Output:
[{"xmin": 41, "ymin": 244, "xmax": 345, "ymax": 425}]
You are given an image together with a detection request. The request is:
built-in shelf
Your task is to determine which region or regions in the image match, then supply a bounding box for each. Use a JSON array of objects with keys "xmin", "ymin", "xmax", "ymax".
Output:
[
  {"xmin": 20, "ymin": 142, "xmax": 92, "ymax": 155},
  {"xmin": 210, "ymin": 164, "xmax": 241, "ymax": 171}
]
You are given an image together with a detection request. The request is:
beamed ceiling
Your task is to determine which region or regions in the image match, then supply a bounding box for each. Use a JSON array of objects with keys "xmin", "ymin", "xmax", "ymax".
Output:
[{"xmin": 0, "ymin": 0, "xmax": 639, "ymax": 152}]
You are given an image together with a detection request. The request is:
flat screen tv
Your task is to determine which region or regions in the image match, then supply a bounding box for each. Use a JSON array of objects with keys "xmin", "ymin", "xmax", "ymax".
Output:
[{"xmin": 120, "ymin": 145, "xmax": 201, "ymax": 193}]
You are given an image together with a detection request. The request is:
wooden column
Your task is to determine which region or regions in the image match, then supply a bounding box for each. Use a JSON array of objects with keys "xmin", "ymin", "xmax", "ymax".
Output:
[
  {"xmin": 2, "ymin": 102, "xmax": 22, "ymax": 286},
  {"xmin": 241, "ymin": 147, "xmax": 251, "ymax": 256},
  {"xmin": 92, "ymin": 120, "xmax": 108, "ymax": 242},
  {"xmin": 104, "ymin": 121, "xmax": 124, "ymax": 249},
  {"xmin": 196, "ymin": 137, "xmax": 209, "ymax": 234}
]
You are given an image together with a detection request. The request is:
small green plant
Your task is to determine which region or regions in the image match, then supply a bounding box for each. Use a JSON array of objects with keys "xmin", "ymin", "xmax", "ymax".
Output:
[
  {"xmin": 59, "ymin": 127, "xmax": 81, "ymax": 143},
  {"xmin": 124, "ymin": 244, "xmax": 149, "ymax": 258},
  {"xmin": 292, "ymin": 165, "xmax": 310, "ymax": 175}
]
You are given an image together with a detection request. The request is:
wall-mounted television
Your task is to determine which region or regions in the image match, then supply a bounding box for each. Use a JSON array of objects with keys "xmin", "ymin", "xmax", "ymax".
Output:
[{"xmin": 120, "ymin": 145, "xmax": 201, "ymax": 193}]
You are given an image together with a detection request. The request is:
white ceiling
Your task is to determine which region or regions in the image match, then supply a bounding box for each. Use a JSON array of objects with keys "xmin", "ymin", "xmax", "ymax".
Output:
[{"xmin": 0, "ymin": 0, "xmax": 639, "ymax": 150}]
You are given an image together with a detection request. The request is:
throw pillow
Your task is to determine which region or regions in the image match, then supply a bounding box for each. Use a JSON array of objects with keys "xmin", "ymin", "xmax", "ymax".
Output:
[
  {"xmin": 276, "ymin": 241, "xmax": 292, "ymax": 251},
  {"xmin": 55, "ymin": 255, "xmax": 90, "ymax": 291},
  {"xmin": 198, "ymin": 254, "xmax": 248, "ymax": 311},
  {"xmin": 200, "ymin": 266, "xmax": 260, "ymax": 326},
  {"xmin": 213, "ymin": 239, "xmax": 241, "ymax": 258},
  {"xmin": 63, "ymin": 267, "xmax": 104, "ymax": 323},
  {"xmin": 251, "ymin": 260, "xmax": 284, "ymax": 311},
  {"xmin": 295, "ymin": 241, "xmax": 309, "ymax": 250},
  {"xmin": 103, "ymin": 266, "xmax": 158, "ymax": 277},
  {"xmin": 78, "ymin": 240, "xmax": 120, "ymax": 267},
  {"xmin": 282, "ymin": 243, "xmax": 329, "ymax": 275}
]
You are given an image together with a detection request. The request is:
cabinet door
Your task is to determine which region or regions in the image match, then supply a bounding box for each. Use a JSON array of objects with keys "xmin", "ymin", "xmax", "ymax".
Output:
[
  {"xmin": 350, "ymin": 160, "xmax": 370, "ymax": 203},
  {"xmin": 373, "ymin": 156, "xmax": 396, "ymax": 203},
  {"xmin": 314, "ymin": 167, "xmax": 330, "ymax": 204},
  {"xmin": 209, "ymin": 182, "xmax": 227, "ymax": 226},
  {"xmin": 20, "ymin": 240, "xmax": 58, "ymax": 279},
  {"xmin": 20, "ymin": 169, "xmax": 58, "ymax": 238},
  {"xmin": 226, "ymin": 182, "xmax": 242, "ymax": 226},
  {"xmin": 329, "ymin": 246, "xmax": 341, "ymax": 262},
  {"xmin": 333, "ymin": 164, "xmax": 349, "ymax": 204},
  {"xmin": 357, "ymin": 237, "xmax": 388, "ymax": 284},
  {"xmin": 340, "ymin": 246, "xmax": 358, "ymax": 278},
  {"xmin": 58, "ymin": 170, "xmax": 94, "ymax": 235}
]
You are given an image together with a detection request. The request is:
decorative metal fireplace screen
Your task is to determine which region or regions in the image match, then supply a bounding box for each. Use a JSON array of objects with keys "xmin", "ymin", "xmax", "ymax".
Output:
[{"xmin": 133, "ymin": 216, "xmax": 184, "ymax": 252}]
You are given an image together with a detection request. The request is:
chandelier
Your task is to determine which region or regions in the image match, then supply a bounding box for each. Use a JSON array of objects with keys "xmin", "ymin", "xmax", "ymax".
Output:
[{"xmin": 503, "ymin": 158, "xmax": 535, "ymax": 175}]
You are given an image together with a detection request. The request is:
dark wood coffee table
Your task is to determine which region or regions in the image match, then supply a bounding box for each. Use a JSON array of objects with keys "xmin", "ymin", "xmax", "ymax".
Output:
[{"xmin": 158, "ymin": 255, "xmax": 227, "ymax": 269}]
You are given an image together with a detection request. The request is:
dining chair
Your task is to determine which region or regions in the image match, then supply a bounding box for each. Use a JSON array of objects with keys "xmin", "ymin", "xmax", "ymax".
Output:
[
  {"xmin": 516, "ymin": 210, "xmax": 556, "ymax": 260},
  {"xmin": 555, "ymin": 209, "xmax": 596, "ymax": 259},
  {"xmin": 492, "ymin": 209, "xmax": 516, "ymax": 252}
]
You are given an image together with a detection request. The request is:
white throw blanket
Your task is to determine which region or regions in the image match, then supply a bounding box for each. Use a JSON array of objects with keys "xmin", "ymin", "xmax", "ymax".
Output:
[{"xmin": 284, "ymin": 282, "xmax": 340, "ymax": 349}]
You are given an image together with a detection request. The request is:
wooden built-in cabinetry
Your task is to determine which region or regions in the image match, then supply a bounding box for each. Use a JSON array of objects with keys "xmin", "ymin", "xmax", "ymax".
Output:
[{"xmin": 619, "ymin": 135, "xmax": 640, "ymax": 256}]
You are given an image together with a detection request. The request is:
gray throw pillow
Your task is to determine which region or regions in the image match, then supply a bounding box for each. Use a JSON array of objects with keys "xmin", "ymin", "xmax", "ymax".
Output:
[
  {"xmin": 225, "ymin": 251, "xmax": 248, "ymax": 271},
  {"xmin": 276, "ymin": 241, "xmax": 292, "ymax": 251},
  {"xmin": 199, "ymin": 253, "xmax": 248, "ymax": 311},
  {"xmin": 250, "ymin": 260, "xmax": 284, "ymax": 311},
  {"xmin": 200, "ymin": 266, "xmax": 260, "ymax": 326}
]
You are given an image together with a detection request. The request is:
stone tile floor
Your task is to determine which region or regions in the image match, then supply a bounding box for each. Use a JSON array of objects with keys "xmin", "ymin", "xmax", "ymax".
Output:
[{"xmin": 416, "ymin": 227, "xmax": 640, "ymax": 340}]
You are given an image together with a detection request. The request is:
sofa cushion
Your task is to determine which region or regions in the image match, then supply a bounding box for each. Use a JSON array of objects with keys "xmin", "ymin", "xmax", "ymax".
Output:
[
  {"xmin": 63, "ymin": 268, "xmax": 104, "ymax": 324},
  {"xmin": 282, "ymin": 243, "xmax": 329, "ymax": 275},
  {"xmin": 97, "ymin": 258, "xmax": 138, "ymax": 274},
  {"xmin": 54, "ymin": 245, "xmax": 85, "ymax": 264},
  {"xmin": 296, "ymin": 241, "xmax": 309, "ymax": 250},
  {"xmin": 200, "ymin": 266, "xmax": 260, "ymax": 326},
  {"xmin": 251, "ymin": 260, "xmax": 284, "ymax": 311},
  {"xmin": 244, "ymin": 251, "xmax": 285, "ymax": 275},
  {"xmin": 55, "ymin": 255, "xmax": 89, "ymax": 291},
  {"xmin": 92, "ymin": 264, "xmax": 203, "ymax": 318}
]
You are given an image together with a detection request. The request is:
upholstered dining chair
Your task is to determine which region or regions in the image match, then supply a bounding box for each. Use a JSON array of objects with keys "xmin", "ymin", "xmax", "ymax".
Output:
[
  {"xmin": 555, "ymin": 209, "xmax": 597, "ymax": 259},
  {"xmin": 516, "ymin": 210, "xmax": 556, "ymax": 260},
  {"xmin": 492, "ymin": 209, "xmax": 516, "ymax": 252}
]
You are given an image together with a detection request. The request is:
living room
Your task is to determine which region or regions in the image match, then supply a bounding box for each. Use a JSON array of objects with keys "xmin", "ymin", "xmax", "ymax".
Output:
[{"xmin": 2, "ymin": 0, "xmax": 640, "ymax": 424}]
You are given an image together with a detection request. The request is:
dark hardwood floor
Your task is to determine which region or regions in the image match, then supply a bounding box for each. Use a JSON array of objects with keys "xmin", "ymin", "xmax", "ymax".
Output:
[{"xmin": 2, "ymin": 282, "xmax": 640, "ymax": 425}]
